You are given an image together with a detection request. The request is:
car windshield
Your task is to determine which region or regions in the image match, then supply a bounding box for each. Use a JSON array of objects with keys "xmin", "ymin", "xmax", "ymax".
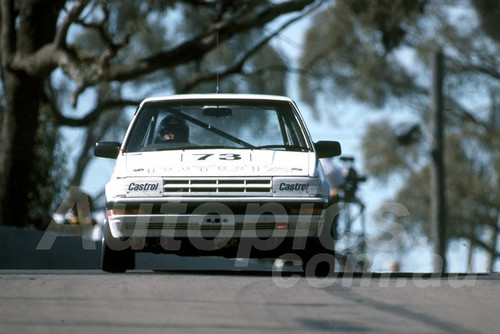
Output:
[{"xmin": 124, "ymin": 99, "xmax": 312, "ymax": 153}]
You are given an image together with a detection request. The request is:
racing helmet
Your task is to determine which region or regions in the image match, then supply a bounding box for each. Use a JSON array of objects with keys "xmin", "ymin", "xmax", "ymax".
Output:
[{"xmin": 157, "ymin": 115, "xmax": 190, "ymax": 143}]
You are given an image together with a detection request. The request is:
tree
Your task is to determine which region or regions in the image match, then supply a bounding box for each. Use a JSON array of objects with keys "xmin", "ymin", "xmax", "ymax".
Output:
[
  {"xmin": 299, "ymin": 1, "xmax": 500, "ymax": 270},
  {"xmin": 28, "ymin": 104, "xmax": 69, "ymax": 228},
  {"xmin": 0, "ymin": 0, "xmax": 319, "ymax": 227}
]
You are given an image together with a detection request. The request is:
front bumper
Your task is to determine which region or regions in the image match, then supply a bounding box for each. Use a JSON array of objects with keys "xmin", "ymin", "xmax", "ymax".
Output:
[{"xmin": 106, "ymin": 197, "xmax": 328, "ymax": 239}]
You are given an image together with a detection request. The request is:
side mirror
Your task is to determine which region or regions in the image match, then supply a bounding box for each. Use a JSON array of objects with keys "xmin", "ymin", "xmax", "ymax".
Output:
[
  {"xmin": 94, "ymin": 141, "xmax": 121, "ymax": 159},
  {"xmin": 314, "ymin": 141, "xmax": 342, "ymax": 158}
]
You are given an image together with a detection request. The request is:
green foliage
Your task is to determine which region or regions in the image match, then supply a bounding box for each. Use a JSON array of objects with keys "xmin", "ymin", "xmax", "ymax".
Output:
[
  {"xmin": 361, "ymin": 121, "xmax": 422, "ymax": 181},
  {"xmin": 343, "ymin": 0, "xmax": 427, "ymax": 51},
  {"xmin": 392, "ymin": 133, "xmax": 500, "ymax": 241},
  {"xmin": 301, "ymin": 1, "xmax": 500, "ymax": 266},
  {"xmin": 299, "ymin": 0, "xmax": 426, "ymax": 115}
]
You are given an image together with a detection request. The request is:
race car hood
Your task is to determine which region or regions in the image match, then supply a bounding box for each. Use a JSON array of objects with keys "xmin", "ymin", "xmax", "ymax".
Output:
[{"xmin": 113, "ymin": 149, "xmax": 316, "ymax": 178}]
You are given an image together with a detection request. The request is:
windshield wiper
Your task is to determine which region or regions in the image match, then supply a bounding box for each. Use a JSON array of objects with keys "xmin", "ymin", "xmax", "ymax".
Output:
[
  {"xmin": 254, "ymin": 144, "xmax": 311, "ymax": 152},
  {"xmin": 141, "ymin": 143, "xmax": 198, "ymax": 151},
  {"xmin": 197, "ymin": 145, "xmax": 243, "ymax": 149},
  {"xmin": 168, "ymin": 109, "xmax": 255, "ymax": 149}
]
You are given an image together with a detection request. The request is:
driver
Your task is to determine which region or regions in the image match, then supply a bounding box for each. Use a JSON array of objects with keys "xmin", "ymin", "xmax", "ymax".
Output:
[{"xmin": 157, "ymin": 115, "xmax": 190, "ymax": 143}]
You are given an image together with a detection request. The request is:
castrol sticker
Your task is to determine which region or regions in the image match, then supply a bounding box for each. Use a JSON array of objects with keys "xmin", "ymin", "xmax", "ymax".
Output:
[
  {"xmin": 126, "ymin": 179, "xmax": 163, "ymax": 197},
  {"xmin": 272, "ymin": 177, "xmax": 319, "ymax": 197}
]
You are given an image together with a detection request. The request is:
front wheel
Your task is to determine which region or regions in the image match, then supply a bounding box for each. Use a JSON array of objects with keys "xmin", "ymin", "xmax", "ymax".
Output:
[{"xmin": 101, "ymin": 223, "xmax": 135, "ymax": 273}]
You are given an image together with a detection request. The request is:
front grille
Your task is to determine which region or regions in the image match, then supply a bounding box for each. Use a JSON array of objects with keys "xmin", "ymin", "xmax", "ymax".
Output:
[{"xmin": 163, "ymin": 177, "xmax": 272, "ymax": 196}]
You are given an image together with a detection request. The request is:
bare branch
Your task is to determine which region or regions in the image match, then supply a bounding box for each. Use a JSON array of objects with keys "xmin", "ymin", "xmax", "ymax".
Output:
[
  {"xmin": 62, "ymin": 2, "xmax": 132, "ymax": 107},
  {"xmin": 54, "ymin": 0, "xmax": 91, "ymax": 48},
  {"xmin": 456, "ymin": 63, "xmax": 500, "ymax": 81},
  {"xmin": 179, "ymin": 10, "xmax": 308, "ymax": 93},
  {"xmin": 446, "ymin": 97, "xmax": 492, "ymax": 133},
  {"xmin": 6, "ymin": 0, "xmax": 90, "ymax": 78},
  {"xmin": 76, "ymin": 4, "xmax": 131, "ymax": 60},
  {"xmin": 52, "ymin": 99, "xmax": 140, "ymax": 127},
  {"xmin": 105, "ymin": 0, "xmax": 317, "ymax": 82},
  {"xmin": 470, "ymin": 234, "xmax": 500, "ymax": 259},
  {"xmin": 0, "ymin": 0, "xmax": 16, "ymax": 65}
]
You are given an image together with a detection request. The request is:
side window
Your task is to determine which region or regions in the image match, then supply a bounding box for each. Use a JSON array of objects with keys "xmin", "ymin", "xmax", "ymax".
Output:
[
  {"xmin": 142, "ymin": 115, "xmax": 158, "ymax": 147},
  {"xmin": 279, "ymin": 110, "xmax": 306, "ymax": 147},
  {"xmin": 280, "ymin": 120, "xmax": 293, "ymax": 146},
  {"xmin": 125, "ymin": 109, "xmax": 158, "ymax": 152}
]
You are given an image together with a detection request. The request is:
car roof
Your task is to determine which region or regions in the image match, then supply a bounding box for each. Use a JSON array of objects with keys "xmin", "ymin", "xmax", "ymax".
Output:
[{"xmin": 141, "ymin": 93, "xmax": 295, "ymax": 104}]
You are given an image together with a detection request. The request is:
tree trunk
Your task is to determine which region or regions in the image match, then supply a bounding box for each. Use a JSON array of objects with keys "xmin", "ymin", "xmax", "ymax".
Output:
[
  {"xmin": 466, "ymin": 240, "xmax": 474, "ymax": 273},
  {"xmin": 0, "ymin": 72, "xmax": 41, "ymax": 227},
  {"xmin": 485, "ymin": 223, "xmax": 498, "ymax": 272},
  {"xmin": 0, "ymin": 0, "xmax": 66, "ymax": 227}
]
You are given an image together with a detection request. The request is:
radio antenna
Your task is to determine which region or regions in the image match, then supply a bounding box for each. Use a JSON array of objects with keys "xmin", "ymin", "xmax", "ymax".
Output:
[{"xmin": 216, "ymin": 30, "xmax": 220, "ymax": 93}]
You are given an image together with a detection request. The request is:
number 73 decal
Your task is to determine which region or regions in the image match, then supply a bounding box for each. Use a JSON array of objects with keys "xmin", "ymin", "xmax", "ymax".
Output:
[{"xmin": 192, "ymin": 153, "xmax": 243, "ymax": 161}]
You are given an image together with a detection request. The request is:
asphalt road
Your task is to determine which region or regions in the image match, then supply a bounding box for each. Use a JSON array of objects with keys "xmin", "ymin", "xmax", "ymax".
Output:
[{"xmin": 0, "ymin": 270, "xmax": 499, "ymax": 334}]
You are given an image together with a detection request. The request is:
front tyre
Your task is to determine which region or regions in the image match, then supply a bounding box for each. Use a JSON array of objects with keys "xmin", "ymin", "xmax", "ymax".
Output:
[{"xmin": 101, "ymin": 222, "xmax": 135, "ymax": 273}]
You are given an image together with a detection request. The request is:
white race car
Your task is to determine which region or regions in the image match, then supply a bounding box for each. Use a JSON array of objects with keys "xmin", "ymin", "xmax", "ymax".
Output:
[{"xmin": 95, "ymin": 94, "xmax": 341, "ymax": 275}]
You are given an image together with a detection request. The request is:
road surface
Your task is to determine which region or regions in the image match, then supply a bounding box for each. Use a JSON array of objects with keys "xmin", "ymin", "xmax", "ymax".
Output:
[{"xmin": 0, "ymin": 269, "xmax": 498, "ymax": 334}]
